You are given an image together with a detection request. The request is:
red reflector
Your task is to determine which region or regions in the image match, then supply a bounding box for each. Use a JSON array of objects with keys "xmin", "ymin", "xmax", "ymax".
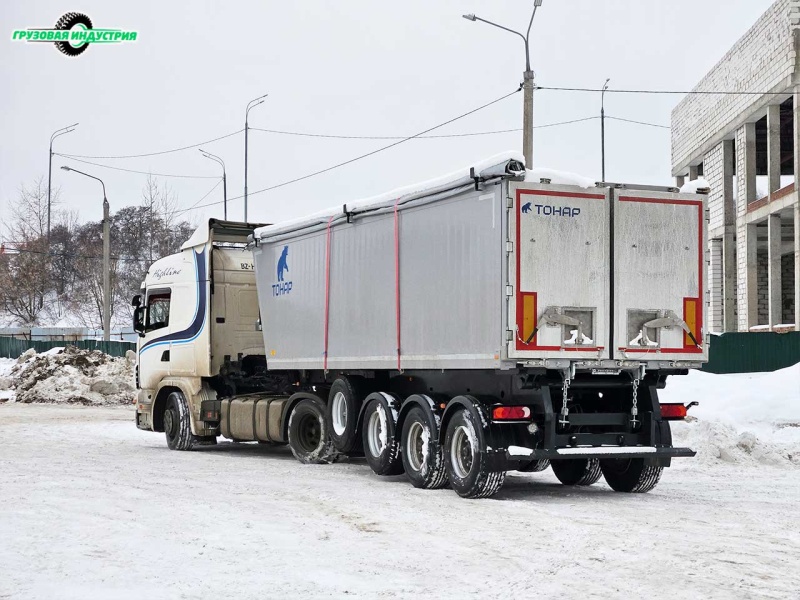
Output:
[
  {"xmin": 660, "ymin": 404, "xmax": 687, "ymax": 419},
  {"xmin": 492, "ymin": 406, "xmax": 531, "ymax": 420}
]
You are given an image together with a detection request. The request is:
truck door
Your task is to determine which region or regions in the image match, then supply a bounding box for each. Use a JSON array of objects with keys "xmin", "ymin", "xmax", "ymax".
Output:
[
  {"xmin": 611, "ymin": 189, "xmax": 708, "ymax": 363},
  {"xmin": 137, "ymin": 287, "xmax": 173, "ymax": 389},
  {"xmin": 508, "ymin": 182, "xmax": 611, "ymax": 360}
]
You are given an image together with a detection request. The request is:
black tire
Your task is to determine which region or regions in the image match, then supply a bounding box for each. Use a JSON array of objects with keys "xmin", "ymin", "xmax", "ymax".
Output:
[
  {"xmin": 164, "ymin": 391, "xmax": 195, "ymax": 451},
  {"xmin": 401, "ymin": 406, "xmax": 448, "ymax": 489},
  {"xmin": 600, "ymin": 458, "xmax": 663, "ymax": 493},
  {"xmin": 517, "ymin": 458, "xmax": 550, "ymax": 473},
  {"xmin": 444, "ymin": 409, "xmax": 505, "ymax": 499},
  {"xmin": 326, "ymin": 377, "xmax": 364, "ymax": 454},
  {"xmin": 287, "ymin": 398, "xmax": 339, "ymax": 464},
  {"xmin": 551, "ymin": 458, "xmax": 602, "ymax": 486},
  {"xmin": 54, "ymin": 12, "xmax": 93, "ymax": 56},
  {"xmin": 362, "ymin": 394, "xmax": 404, "ymax": 476}
]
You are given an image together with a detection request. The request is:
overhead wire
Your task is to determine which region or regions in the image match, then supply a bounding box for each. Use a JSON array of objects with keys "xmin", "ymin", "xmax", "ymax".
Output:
[
  {"xmin": 54, "ymin": 154, "xmax": 221, "ymax": 179},
  {"xmin": 58, "ymin": 129, "xmax": 244, "ymax": 160},
  {"xmin": 536, "ymin": 85, "xmax": 791, "ymax": 96}
]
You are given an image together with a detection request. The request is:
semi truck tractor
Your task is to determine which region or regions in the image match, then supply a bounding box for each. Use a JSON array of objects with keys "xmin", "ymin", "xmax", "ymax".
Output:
[{"xmin": 134, "ymin": 152, "xmax": 707, "ymax": 498}]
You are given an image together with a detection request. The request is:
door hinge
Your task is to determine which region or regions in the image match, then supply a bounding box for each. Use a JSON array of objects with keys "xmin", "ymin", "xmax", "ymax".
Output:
[
  {"xmin": 506, "ymin": 241, "xmax": 514, "ymax": 253},
  {"xmin": 506, "ymin": 285, "xmax": 514, "ymax": 296},
  {"xmin": 507, "ymin": 197, "xmax": 514, "ymax": 209}
]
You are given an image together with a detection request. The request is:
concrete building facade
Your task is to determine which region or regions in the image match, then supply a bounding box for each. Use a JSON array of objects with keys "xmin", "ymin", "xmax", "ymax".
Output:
[{"xmin": 671, "ymin": 0, "xmax": 800, "ymax": 333}]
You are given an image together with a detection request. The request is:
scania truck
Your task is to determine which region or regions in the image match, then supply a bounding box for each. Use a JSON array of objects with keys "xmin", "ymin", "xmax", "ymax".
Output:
[{"xmin": 134, "ymin": 152, "xmax": 706, "ymax": 498}]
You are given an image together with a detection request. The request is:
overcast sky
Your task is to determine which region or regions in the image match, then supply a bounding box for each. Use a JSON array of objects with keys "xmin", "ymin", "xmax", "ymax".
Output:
[{"xmin": 1, "ymin": 0, "xmax": 775, "ymax": 232}]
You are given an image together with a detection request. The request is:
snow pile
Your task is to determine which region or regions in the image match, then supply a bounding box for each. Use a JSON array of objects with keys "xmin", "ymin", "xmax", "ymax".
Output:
[
  {"xmin": 679, "ymin": 177, "xmax": 710, "ymax": 193},
  {"xmin": 664, "ymin": 364, "xmax": 800, "ymax": 466},
  {"xmin": 1, "ymin": 346, "xmax": 136, "ymax": 406}
]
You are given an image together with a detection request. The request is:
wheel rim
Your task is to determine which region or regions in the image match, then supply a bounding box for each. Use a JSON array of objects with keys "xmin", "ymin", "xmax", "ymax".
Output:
[
  {"xmin": 366, "ymin": 409, "xmax": 386, "ymax": 458},
  {"xmin": 164, "ymin": 408, "xmax": 177, "ymax": 439},
  {"xmin": 450, "ymin": 425, "xmax": 474, "ymax": 479},
  {"xmin": 296, "ymin": 413, "xmax": 321, "ymax": 453},
  {"xmin": 406, "ymin": 421, "xmax": 426, "ymax": 472},
  {"xmin": 331, "ymin": 391, "xmax": 348, "ymax": 436}
]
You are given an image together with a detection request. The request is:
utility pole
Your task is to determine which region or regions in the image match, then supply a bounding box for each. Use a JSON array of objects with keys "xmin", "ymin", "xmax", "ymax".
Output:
[
  {"xmin": 463, "ymin": 0, "xmax": 542, "ymax": 169},
  {"xmin": 60, "ymin": 166, "xmax": 111, "ymax": 341},
  {"xmin": 244, "ymin": 93, "xmax": 268, "ymax": 222},
  {"xmin": 199, "ymin": 148, "xmax": 227, "ymax": 220},
  {"xmin": 601, "ymin": 78, "xmax": 610, "ymax": 182},
  {"xmin": 47, "ymin": 123, "xmax": 78, "ymax": 247}
]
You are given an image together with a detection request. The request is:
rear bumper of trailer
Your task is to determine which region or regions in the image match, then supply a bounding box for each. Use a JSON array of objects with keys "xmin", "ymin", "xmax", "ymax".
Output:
[{"xmin": 505, "ymin": 445, "xmax": 696, "ymax": 462}]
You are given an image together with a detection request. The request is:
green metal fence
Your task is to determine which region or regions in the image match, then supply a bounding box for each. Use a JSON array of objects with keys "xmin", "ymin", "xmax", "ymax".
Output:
[
  {"xmin": 702, "ymin": 332, "xmax": 800, "ymax": 374},
  {"xmin": 0, "ymin": 337, "xmax": 135, "ymax": 359}
]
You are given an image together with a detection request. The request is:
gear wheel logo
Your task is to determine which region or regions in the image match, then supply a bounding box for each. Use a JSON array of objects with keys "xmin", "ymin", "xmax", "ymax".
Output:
[
  {"xmin": 11, "ymin": 14, "xmax": 138, "ymax": 56},
  {"xmin": 54, "ymin": 12, "xmax": 93, "ymax": 56}
]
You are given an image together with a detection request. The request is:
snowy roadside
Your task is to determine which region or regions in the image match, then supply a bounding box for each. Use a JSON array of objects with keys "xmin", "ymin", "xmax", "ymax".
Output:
[{"xmin": 0, "ymin": 347, "xmax": 136, "ymax": 406}]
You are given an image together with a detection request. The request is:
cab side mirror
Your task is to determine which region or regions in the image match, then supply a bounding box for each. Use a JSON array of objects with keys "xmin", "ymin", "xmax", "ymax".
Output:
[
  {"xmin": 132, "ymin": 294, "xmax": 142, "ymax": 307},
  {"xmin": 133, "ymin": 306, "xmax": 146, "ymax": 337}
]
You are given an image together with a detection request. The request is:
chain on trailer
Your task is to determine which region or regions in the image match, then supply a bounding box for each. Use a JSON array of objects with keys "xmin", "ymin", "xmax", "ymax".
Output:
[
  {"xmin": 558, "ymin": 364, "xmax": 576, "ymax": 427},
  {"xmin": 630, "ymin": 364, "xmax": 646, "ymax": 428}
]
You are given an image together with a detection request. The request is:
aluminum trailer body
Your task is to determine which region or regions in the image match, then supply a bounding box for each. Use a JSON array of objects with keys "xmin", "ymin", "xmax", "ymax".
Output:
[{"xmin": 135, "ymin": 152, "xmax": 706, "ymax": 498}]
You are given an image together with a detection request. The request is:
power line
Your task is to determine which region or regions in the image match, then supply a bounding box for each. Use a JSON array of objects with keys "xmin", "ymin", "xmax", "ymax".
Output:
[
  {"xmin": 606, "ymin": 116, "xmax": 670, "ymax": 129},
  {"xmin": 249, "ymin": 116, "xmax": 598, "ymax": 140},
  {"xmin": 230, "ymin": 87, "xmax": 522, "ymax": 203},
  {"xmin": 179, "ymin": 178, "xmax": 224, "ymax": 213},
  {"xmin": 537, "ymin": 85, "xmax": 790, "ymax": 96},
  {"xmin": 58, "ymin": 129, "xmax": 243, "ymax": 160},
  {"xmin": 54, "ymin": 154, "xmax": 221, "ymax": 179}
]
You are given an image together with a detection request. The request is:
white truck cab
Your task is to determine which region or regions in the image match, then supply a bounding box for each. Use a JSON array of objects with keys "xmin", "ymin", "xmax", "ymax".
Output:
[{"xmin": 133, "ymin": 220, "xmax": 266, "ymax": 437}]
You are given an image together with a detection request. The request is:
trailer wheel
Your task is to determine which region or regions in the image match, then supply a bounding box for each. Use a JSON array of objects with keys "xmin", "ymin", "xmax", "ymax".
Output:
[
  {"xmin": 164, "ymin": 391, "xmax": 195, "ymax": 451},
  {"xmin": 401, "ymin": 406, "xmax": 448, "ymax": 489},
  {"xmin": 362, "ymin": 394, "xmax": 404, "ymax": 476},
  {"xmin": 517, "ymin": 459, "xmax": 550, "ymax": 473},
  {"xmin": 444, "ymin": 409, "xmax": 505, "ymax": 499},
  {"xmin": 288, "ymin": 398, "xmax": 339, "ymax": 464},
  {"xmin": 326, "ymin": 377, "xmax": 363, "ymax": 454},
  {"xmin": 600, "ymin": 458, "xmax": 663, "ymax": 493},
  {"xmin": 551, "ymin": 459, "xmax": 602, "ymax": 486}
]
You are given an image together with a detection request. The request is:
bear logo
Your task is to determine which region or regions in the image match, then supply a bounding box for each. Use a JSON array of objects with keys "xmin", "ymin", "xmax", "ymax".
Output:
[
  {"xmin": 277, "ymin": 246, "xmax": 289, "ymax": 282},
  {"xmin": 522, "ymin": 202, "xmax": 532, "ymax": 213}
]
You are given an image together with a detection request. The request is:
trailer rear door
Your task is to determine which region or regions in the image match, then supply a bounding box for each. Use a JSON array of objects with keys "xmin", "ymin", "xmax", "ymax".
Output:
[
  {"xmin": 508, "ymin": 182, "xmax": 611, "ymax": 360},
  {"xmin": 611, "ymin": 189, "xmax": 707, "ymax": 362}
]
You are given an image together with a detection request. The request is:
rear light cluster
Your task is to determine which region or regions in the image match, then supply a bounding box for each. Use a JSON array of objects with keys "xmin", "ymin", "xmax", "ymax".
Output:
[
  {"xmin": 660, "ymin": 404, "xmax": 688, "ymax": 420},
  {"xmin": 492, "ymin": 406, "xmax": 531, "ymax": 421}
]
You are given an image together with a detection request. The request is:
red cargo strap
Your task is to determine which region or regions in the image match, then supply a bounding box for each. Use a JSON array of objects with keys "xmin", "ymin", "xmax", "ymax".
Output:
[
  {"xmin": 323, "ymin": 215, "xmax": 335, "ymax": 372},
  {"xmin": 394, "ymin": 199, "xmax": 402, "ymax": 371}
]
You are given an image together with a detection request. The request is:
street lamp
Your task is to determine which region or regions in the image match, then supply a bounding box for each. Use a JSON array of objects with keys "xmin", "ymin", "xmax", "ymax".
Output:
[
  {"xmin": 244, "ymin": 93, "xmax": 268, "ymax": 223},
  {"xmin": 463, "ymin": 0, "xmax": 542, "ymax": 168},
  {"xmin": 48, "ymin": 123, "xmax": 78, "ymax": 247},
  {"xmin": 199, "ymin": 148, "xmax": 227, "ymax": 220},
  {"xmin": 60, "ymin": 165, "xmax": 111, "ymax": 342},
  {"xmin": 601, "ymin": 78, "xmax": 610, "ymax": 182}
]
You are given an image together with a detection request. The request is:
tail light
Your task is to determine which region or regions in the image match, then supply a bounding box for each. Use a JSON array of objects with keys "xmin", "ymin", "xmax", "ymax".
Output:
[
  {"xmin": 492, "ymin": 406, "xmax": 531, "ymax": 421},
  {"xmin": 660, "ymin": 404, "xmax": 688, "ymax": 420}
]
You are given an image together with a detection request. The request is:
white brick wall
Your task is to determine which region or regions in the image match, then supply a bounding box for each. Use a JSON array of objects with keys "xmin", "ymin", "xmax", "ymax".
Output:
[
  {"xmin": 709, "ymin": 238, "xmax": 724, "ymax": 331},
  {"xmin": 735, "ymin": 126, "xmax": 750, "ymax": 331},
  {"xmin": 671, "ymin": 0, "xmax": 799, "ymax": 174},
  {"xmin": 704, "ymin": 143, "xmax": 725, "ymax": 230}
]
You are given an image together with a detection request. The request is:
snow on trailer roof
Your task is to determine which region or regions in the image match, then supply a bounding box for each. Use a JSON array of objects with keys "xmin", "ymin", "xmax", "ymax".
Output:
[{"xmin": 255, "ymin": 151, "xmax": 598, "ymax": 240}]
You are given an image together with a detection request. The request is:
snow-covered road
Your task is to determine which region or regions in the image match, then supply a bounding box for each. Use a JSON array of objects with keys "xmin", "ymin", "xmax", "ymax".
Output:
[{"xmin": 1, "ymin": 404, "xmax": 798, "ymax": 599}]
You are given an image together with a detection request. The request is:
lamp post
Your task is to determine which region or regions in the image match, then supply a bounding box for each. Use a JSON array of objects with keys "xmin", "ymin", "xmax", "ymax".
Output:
[
  {"xmin": 199, "ymin": 148, "xmax": 227, "ymax": 220},
  {"xmin": 60, "ymin": 166, "xmax": 111, "ymax": 342},
  {"xmin": 48, "ymin": 123, "xmax": 78, "ymax": 247},
  {"xmin": 244, "ymin": 93, "xmax": 268, "ymax": 222},
  {"xmin": 601, "ymin": 78, "xmax": 610, "ymax": 182},
  {"xmin": 463, "ymin": 0, "xmax": 542, "ymax": 169}
]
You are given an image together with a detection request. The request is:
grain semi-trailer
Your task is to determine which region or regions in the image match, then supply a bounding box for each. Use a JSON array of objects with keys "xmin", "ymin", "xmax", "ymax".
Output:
[{"xmin": 134, "ymin": 152, "xmax": 706, "ymax": 499}]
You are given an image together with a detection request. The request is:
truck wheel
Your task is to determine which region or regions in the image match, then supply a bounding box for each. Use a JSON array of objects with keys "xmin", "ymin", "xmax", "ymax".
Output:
[
  {"xmin": 551, "ymin": 459, "xmax": 602, "ymax": 486},
  {"xmin": 362, "ymin": 394, "xmax": 403, "ymax": 476},
  {"xmin": 401, "ymin": 406, "xmax": 448, "ymax": 489},
  {"xmin": 444, "ymin": 409, "xmax": 505, "ymax": 499},
  {"xmin": 517, "ymin": 459, "xmax": 550, "ymax": 473},
  {"xmin": 288, "ymin": 398, "xmax": 339, "ymax": 464},
  {"xmin": 326, "ymin": 377, "xmax": 363, "ymax": 454},
  {"xmin": 600, "ymin": 458, "xmax": 663, "ymax": 493},
  {"xmin": 164, "ymin": 391, "xmax": 195, "ymax": 451}
]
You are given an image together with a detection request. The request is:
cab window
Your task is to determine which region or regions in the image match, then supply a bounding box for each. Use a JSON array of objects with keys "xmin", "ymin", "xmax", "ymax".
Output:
[{"xmin": 146, "ymin": 290, "xmax": 171, "ymax": 331}]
